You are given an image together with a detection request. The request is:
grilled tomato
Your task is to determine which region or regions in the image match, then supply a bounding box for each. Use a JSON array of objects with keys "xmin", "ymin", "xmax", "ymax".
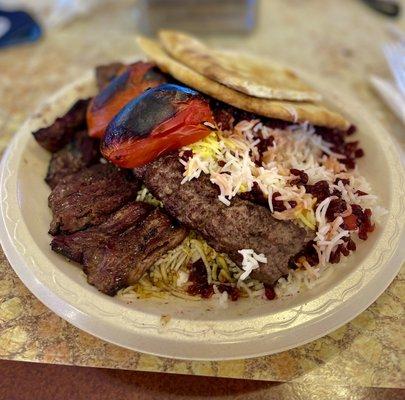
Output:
[
  {"xmin": 87, "ymin": 62, "xmax": 167, "ymax": 138},
  {"xmin": 101, "ymin": 84, "xmax": 214, "ymax": 168}
]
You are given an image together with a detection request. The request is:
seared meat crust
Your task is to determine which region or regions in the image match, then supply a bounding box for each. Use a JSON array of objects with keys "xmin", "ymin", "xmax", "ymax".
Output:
[
  {"xmin": 48, "ymin": 163, "xmax": 140, "ymax": 235},
  {"xmin": 51, "ymin": 201, "xmax": 153, "ymax": 263},
  {"xmin": 45, "ymin": 130, "xmax": 100, "ymax": 188},
  {"xmin": 143, "ymin": 154, "xmax": 310, "ymax": 284},
  {"xmin": 33, "ymin": 99, "xmax": 90, "ymax": 152},
  {"xmin": 84, "ymin": 209, "xmax": 187, "ymax": 295},
  {"xmin": 95, "ymin": 62, "xmax": 125, "ymax": 90}
]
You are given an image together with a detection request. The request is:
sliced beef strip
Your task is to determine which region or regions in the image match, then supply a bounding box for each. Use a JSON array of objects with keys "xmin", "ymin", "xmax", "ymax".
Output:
[
  {"xmin": 143, "ymin": 154, "xmax": 311, "ymax": 285},
  {"xmin": 48, "ymin": 163, "xmax": 140, "ymax": 235},
  {"xmin": 45, "ymin": 130, "xmax": 101, "ymax": 189},
  {"xmin": 33, "ymin": 99, "xmax": 90, "ymax": 152},
  {"xmin": 84, "ymin": 209, "xmax": 187, "ymax": 295},
  {"xmin": 95, "ymin": 62, "xmax": 125, "ymax": 91},
  {"xmin": 51, "ymin": 201, "xmax": 153, "ymax": 263}
]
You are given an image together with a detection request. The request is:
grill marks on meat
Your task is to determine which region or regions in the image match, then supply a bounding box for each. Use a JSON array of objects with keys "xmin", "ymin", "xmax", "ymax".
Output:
[
  {"xmin": 34, "ymin": 74, "xmax": 190, "ymax": 297},
  {"xmin": 48, "ymin": 163, "xmax": 140, "ymax": 235},
  {"xmin": 33, "ymin": 99, "xmax": 90, "ymax": 152},
  {"xmin": 84, "ymin": 209, "xmax": 188, "ymax": 295},
  {"xmin": 51, "ymin": 201, "xmax": 186, "ymax": 296},
  {"xmin": 45, "ymin": 130, "xmax": 100, "ymax": 189},
  {"xmin": 143, "ymin": 154, "xmax": 310, "ymax": 285},
  {"xmin": 35, "ymin": 94, "xmax": 187, "ymax": 297},
  {"xmin": 95, "ymin": 62, "xmax": 125, "ymax": 91},
  {"xmin": 51, "ymin": 201, "xmax": 153, "ymax": 263},
  {"xmin": 32, "ymin": 98, "xmax": 100, "ymax": 188}
]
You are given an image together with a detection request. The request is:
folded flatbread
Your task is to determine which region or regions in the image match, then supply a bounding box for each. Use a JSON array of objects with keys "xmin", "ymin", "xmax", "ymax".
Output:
[
  {"xmin": 136, "ymin": 36, "xmax": 350, "ymax": 130},
  {"xmin": 159, "ymin": 30, "xmax": 322, "ymax": 102}
]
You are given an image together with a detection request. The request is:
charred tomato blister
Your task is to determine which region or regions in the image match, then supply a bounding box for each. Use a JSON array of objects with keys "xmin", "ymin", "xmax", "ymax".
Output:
[
  {"xmin": 101, "ymin": 84, "xmax": 214, "ymax": 168},
  {"xmin": 87, "ymin": 62, "xmax": 167, "ymax": 138}
]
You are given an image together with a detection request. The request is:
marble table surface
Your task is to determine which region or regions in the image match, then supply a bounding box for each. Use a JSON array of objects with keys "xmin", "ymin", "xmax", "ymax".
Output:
[{"xmin": 0, "ymin": 0, "xmax": 404, "ymax": 388}]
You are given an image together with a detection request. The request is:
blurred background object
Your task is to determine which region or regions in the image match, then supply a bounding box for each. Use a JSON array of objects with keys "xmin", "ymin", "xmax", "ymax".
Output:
[
  {"xmin": 383, "ymin": 39, "xmax": 405, "ymax": 97},
  {"xmin": 0, "ymin": 0, "xmax": 257, "ymax": 49},
  {"xmin": 361, "ymin": 0, "xmax": 401, "ymax": 17},
  {"xmin": 369, "ymin": 26, "xmax": 405, "ymax": 126},
  {"xmin": 0, "ymin": 9, "xmax": 42, "ymax": 48},
  {"xmin": 0, "ymin": 0, "xmax": 109, "ymax": 29},
  {"xmin": 134, "ymin": 0, "xmax": 257, "ymax": 34}
]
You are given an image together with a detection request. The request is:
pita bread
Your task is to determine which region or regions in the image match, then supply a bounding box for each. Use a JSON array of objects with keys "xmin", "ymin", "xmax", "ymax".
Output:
[
  {"xmin": 136, "ymin": 36, "xmax": 350, "ymax": 130},
  {"xmin": 159, "ymin": 30, "xmax": 322, "ymax": 102}
]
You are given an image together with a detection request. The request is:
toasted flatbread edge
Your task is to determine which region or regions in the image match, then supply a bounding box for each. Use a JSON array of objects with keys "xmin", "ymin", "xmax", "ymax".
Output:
[
  {"xmin": 159, "ymin": 30, "xmax": 322, "ymax": 102},
  {"xmin": 136, "ymin": 36, "xmax": 350, "ymax": 130}
]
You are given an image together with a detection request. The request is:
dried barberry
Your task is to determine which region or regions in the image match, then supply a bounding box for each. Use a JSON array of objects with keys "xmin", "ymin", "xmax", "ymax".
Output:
[
  {"xmin": 264, "ymin": 284, "xmax": 276, "ymax": 300},
  {"xmin": 305, "ymin": 180, "xmax": 330, "ymax": 204},
  {"xmin": 290, "ymin": 168, "xmax": 309, "ymax": 185},
  {"xmin": 326, "ymin": 198, "xmax": 348, "ymax": 221},
  {"xmin": 272, "ymin": 192, "xmax": 286, "ymax": 212},
  {"xmin": 218, "ymin": 284, "xmax": 240, "ymax": 301}
]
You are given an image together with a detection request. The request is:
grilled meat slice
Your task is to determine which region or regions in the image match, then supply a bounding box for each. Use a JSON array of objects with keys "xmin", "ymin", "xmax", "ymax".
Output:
[
  {"xmin": 210, "ymin": 99, "xmax": 255, "ymax": 131},
  {"xmin": 84, "ymin": 209, "xmax": 187, "ymax": 295},
  {"xmin": 51, "ymin": 201, "xmax": 153, "ymax": 263},
  {"xmin": 48, "ymin": 163, "xmax": 140, "ymax": 235},
  {"xmin": 95, "ymin": 62, "xmax": 125, "ymax": 91},
  {"xmin": 45, "ymin": 130, "xmax": 100, "ymax": 189},
  {"xmin": 33, "ymin": 99, "xmax": 90, "ymax": 152},
  {"xmin": 143, "ymin": 154, "xmax": 310, "ymax": 285}
]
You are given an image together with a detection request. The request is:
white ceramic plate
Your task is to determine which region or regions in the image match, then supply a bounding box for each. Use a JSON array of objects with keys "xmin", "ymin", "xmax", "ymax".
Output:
[{"xmin": 1, "ymin": 69, "xmax": 404, "ymax": 361}]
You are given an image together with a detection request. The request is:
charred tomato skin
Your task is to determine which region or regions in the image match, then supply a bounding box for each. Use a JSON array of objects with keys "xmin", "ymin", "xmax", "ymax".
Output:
[
  {"xmin": 87, "ymin": 61, "xmax": 167, "ymax": 138},
  {"xmin": 101, "ymin": 84, "xmax": 214, "ymax": 168}
]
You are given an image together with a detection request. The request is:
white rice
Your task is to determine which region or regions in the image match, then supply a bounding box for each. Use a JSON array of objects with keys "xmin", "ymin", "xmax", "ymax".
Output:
[{"xmin": 238, "ymin": 249, "xmax": 267, "ymax": 281}]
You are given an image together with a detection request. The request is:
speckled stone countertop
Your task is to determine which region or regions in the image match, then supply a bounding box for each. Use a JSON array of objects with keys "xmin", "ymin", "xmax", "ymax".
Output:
[{"xmin": 0, "ymin": 0, "xmax": 404, "ymax": 388}]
